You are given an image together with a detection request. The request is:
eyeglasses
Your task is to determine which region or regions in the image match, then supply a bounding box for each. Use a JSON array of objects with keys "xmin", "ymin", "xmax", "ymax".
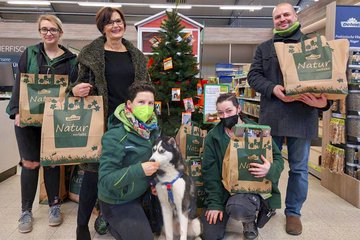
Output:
[
  {"xmin": 39, "ymin": 27, "xmax": 60, "ymax": 35},
  {"xmin": 106, "ymin": 19, "xmax": 123, "ymax": 26}
]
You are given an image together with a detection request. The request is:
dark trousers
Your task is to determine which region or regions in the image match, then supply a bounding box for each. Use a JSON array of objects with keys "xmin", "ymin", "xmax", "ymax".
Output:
[
  {"xmin": 21, "ymin": 166, "xmax": 60, "ymax": 211},
  {"xmin": 15, "ymin": 126, "xmax": 60, "ymax": 211},
  {"xmin": 100, "ymin": 198, "xmax": 153, "ymax": 240},
  {"xmin": 77, "ymin": 171, "xmax": 98, "ymax": 226},
  {"xmin": 201, "ymin": 193, "xmax": 261, "ymax": 240}
]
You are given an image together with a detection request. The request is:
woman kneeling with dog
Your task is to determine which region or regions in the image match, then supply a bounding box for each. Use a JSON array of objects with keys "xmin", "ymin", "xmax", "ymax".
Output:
[
  {"xmin": 201, "ymin": 93, "xmax": 284, "ymax": 240},
  {"xmin": 98, "ymin": 81, "xmax": 160, "ymax": 240}
]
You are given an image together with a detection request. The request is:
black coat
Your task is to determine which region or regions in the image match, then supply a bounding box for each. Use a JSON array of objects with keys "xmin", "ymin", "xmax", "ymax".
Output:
[{"xmin": 247, "ymin": 29, "xmax": 327, "ymax": 139}]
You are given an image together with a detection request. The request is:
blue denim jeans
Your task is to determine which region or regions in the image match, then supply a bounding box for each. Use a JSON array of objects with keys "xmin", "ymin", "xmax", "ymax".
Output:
[{"xmin": 272, "ymin": 136, "xmax": 311, "ymax": 217}]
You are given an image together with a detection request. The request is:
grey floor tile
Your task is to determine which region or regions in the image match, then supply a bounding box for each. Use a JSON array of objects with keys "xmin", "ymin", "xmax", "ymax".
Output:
[{"xmin": 1, "ymin": 160, "xmax": 360, "ymax": 239}]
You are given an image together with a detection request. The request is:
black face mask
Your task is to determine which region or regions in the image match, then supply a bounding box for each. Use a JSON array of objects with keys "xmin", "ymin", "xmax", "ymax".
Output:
[{"xmin": 220, "ymin": 114, "xmax": 239, "ymax": 129}]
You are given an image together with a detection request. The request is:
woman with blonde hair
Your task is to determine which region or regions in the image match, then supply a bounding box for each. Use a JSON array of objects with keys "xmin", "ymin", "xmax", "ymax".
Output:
[{"xmin": 7, "ymin": 14, "xmax": 78, "ymax": 233}]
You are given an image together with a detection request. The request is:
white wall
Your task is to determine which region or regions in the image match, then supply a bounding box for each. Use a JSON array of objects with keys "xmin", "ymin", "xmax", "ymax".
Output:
[{"xmin": 0, "ymin": 100, "xmax": 19, "ymax": 174}]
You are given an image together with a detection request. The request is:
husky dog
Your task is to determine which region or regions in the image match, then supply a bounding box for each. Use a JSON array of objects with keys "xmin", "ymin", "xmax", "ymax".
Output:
[{"xmin": 149, "ymin": 136, "xmax": 202, "ymax": 240}]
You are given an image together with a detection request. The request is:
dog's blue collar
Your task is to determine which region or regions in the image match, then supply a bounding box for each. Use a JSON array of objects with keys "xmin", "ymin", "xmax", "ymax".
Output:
[{"xmin": 162, "ymin": 173, "xmax": 183, "ymax": 205}]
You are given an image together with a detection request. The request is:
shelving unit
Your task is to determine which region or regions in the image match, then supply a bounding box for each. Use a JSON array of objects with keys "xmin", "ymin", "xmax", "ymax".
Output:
[
  {"xmin": 232, "ymin": 72, "xmax": 260, "ymax": 121},
  {"xmin": 237, "ymin": 96, "xmax": 260, "ymax": 102},
  {"xmin": 320, "ymin": 2, "xmax": 360, "ymax": 209}
]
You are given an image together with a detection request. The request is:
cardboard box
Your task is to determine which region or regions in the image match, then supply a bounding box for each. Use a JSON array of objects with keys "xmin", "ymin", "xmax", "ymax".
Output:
[{"xmin": 321, "ymin": 167, "xmax": 360, "ymax": 208}]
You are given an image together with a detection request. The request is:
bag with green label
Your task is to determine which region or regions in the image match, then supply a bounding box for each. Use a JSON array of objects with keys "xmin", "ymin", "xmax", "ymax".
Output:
[
  {"xmin": 274, "ymin": 34, "xmax": 349, "ymax": 100},
  {"xmin": 40, "ymin": 96, "xmax": 104, "ymax": 166},
  {"xmin": 185, "ymin": 156, "xmax": 207, "ymax": 212},
  {"xmin": 19, "ymin": 73, "xmax": 68, "ymax": 127},
  {"xmin": 68, "ymin": 165, "xmax": 84, "ymax": 203},
  {"xmin": 175, "ymin": 123, "xmax": 207, "ymax": 159},
  {"xmin": 222, "ymin": 124, "xmax": 273, "ymax": 195}
]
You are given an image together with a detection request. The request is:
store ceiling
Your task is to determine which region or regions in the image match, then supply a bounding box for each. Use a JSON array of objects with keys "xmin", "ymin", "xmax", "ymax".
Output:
[{"xmin": 0, "ymin": 0, "xmax": 319, "ymax": 28}]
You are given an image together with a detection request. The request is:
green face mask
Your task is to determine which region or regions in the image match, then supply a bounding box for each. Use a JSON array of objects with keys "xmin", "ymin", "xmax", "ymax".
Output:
[{"xmin": 133, "ymin": 105, "xmax": 154, "ymax": 123}]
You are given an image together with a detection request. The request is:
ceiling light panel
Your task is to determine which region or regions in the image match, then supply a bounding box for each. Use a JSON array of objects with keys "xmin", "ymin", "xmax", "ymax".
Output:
[
  {"xmin": 149, "ymin": 4, "xmax": 192, "ymax": 9},
  {"xmin": 220, "ymin": 6, "xmax": 263, "ymax": 10},
  {"xmin": 7, "ymin": 0, "xmax": 51, "ymax": 5},
  {"xmin": 78, "ymin": 2, "xmax": 122, "ymax": 8}
]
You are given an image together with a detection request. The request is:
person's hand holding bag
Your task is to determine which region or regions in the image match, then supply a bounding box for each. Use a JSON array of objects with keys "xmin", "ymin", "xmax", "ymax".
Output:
[{"xmin": 72, "ymin": 83, "xmax": 92, "ymax": 97}]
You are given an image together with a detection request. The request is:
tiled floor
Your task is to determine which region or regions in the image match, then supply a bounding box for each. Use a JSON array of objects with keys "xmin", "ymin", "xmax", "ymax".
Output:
[{"xmin": 1, "ymin": 162, "xmax": 360, "ymax": 240}]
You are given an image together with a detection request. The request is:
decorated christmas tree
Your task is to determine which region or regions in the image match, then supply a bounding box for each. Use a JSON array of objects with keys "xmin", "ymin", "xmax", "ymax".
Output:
[{"xmin": 148, "ymin": 9, "xmax": 202, "ymax": 136}]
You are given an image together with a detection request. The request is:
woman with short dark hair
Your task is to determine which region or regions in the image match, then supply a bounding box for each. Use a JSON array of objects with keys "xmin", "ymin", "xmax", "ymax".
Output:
[
  {"xmin": 98, "ymin": 81, "xmax": 160, "ymax": 240},
  {"xmin": 68, "ymin": 7, "xmax": 149, "ymax": 240},
  {"xmin": 201, "ymin": 93, "xmax": 284, "ymax": 240}
]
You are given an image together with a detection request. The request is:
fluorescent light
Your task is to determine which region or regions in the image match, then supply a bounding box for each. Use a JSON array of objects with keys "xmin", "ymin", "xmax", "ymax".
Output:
[
  {"xmin": 78, "ymin": 2, "xmax": 122, "ymax": 8},
  {"xmin": 7, "ymin": 0, "xmax": 50, "ymax": 5},
  {"xmin": 149, "ymin": 4, "xmax": 192, "ymax": 9},
  {"xmin": 220, "ymin": 5, "xmax": 263, "ymax": 10}
]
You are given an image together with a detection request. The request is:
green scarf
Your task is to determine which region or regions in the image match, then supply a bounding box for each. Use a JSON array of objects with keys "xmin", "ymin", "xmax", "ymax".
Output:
[
  {"xmin": 273, "ymin": 21, "xmax": 300, "ymax": 37},
  {"xmin": 114, "ymin": 104, "xmax": 158, "ymax": 139}
]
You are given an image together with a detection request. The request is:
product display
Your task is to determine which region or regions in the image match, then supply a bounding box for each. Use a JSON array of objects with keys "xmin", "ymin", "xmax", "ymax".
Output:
[
  {"xmin": 329, "ymin": 117, "xmax": 346, "ymax": 144},
  {"xmin": 324, "ymin": 48, "xmax": 360, "ymax": 181}
]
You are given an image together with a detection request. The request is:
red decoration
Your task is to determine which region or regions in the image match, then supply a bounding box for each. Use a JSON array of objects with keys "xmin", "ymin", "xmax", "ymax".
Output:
[{"xmin": 147, "ymin": 57, "xmax": 154, "ymax": 69}]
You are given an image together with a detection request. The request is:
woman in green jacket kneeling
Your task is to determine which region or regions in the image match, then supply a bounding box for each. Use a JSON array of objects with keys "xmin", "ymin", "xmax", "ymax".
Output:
[
  {"xmin": 98, "ymin": 81, "xmax": 160, "ymax": 240},
  {"xmin": 201, "ymin": 93, "xmax": 284, "ymax": 240}
]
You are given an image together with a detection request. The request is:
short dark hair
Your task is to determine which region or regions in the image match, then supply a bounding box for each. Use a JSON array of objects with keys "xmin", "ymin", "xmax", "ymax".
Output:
[
  {"xmin": 95, "ymin": 7, "xmax": 126, "ymax": 35},
  {"xmin": 128, "ymin": 81, "xmax": 156, "ymax": 102},
  {"xmin": 216, "ymin": 93, "xmax": 239, "ymax": 107}
]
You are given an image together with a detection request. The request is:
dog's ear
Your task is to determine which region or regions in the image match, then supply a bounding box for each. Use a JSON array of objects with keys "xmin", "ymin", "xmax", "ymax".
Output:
[{"xmin": 167, "ymin": 137, "xmax": 178, "ymax": 149}]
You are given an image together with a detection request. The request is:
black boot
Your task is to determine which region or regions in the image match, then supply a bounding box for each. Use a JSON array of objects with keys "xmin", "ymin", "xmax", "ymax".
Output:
[
  {"xmin": 242, "ymin": 221, "xmax": 258, "ymax": 240},
  {"xmin": 257, "ymin": 197, "xmax": 276, "ymax": 228},
  {"xmin": 76, "ymin": 225, "xmax": 91, "ymax": 240}
]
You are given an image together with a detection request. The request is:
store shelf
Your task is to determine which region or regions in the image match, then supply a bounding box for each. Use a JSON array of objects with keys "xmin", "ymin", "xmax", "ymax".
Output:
[
  {"xmin": 308, "ymin": 146, "xmax": 322, "ymax": 179},
  {"xmin": 233, "ymin": 75, "xmax": 247, "ymax": 80},
  {"xmin": 237, "ymin": 96, "xmax": 260, "ymax": 102},
  {"xmin": 348, "ymin": 64, "xmax": 360, "ymax": 69},
  {"xmin": 332, "ymin": 112, "xmax": 346, "ymax": 119},
  {"xmin": 281, "ymin": 145, "xmax": 322, "ymax": 179},
  {"xmin": 242, "ymin": 111, "xmax": 259, "ymax": 118}
]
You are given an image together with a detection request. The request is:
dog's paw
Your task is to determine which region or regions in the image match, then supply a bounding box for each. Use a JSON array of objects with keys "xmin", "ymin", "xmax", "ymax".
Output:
[{"xmin": 188, "ymin": 218, "xmax": 202, "ymax": 237}]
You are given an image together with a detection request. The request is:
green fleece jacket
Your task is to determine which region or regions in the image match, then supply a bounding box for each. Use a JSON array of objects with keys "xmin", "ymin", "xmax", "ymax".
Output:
[
  {"xmin": 98, "ymin": 104, "xmax": 160, "ymax": 204},
  {"xmin": 202, "ymin": 117, "xmax": 284, "ymax": 211}
]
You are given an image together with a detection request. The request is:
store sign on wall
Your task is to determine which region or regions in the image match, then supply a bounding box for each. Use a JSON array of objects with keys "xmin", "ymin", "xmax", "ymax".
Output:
[
  {"xmin": 335, "ymin": 5, "xmax": 360, "ymax": 47},
  {"xmin": 0, "ymin": 45, "xmax": 26, "ymax": 73}
]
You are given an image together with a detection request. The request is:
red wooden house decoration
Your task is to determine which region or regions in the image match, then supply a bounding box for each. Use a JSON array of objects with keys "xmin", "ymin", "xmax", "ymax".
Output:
[{"xmin": 134, "ymin": 10, "xmax": 204, "ymax": 63}]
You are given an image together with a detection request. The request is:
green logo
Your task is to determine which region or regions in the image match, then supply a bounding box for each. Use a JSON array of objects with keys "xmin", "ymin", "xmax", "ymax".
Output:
[
  {"xmin": 27, "ymin": 84, "xmax": 60, "ymax": 114},
  {"xmin": 52, "ymin": 98, "xmax": 101, "ymax": 148},
  {"xmin": 185, "ymin": 135, "xmax": 203, "ymax": 157},
  {"xmin": 237, "ymin": 148, "xmax": 263, "ymax": 182},
  {"xmin": 54, "ymin": 109, "xmax": 92, "ymax": 148},
  {"xmin": 292, "ymin": 37, "xmax": 333, "ymax": 81}
]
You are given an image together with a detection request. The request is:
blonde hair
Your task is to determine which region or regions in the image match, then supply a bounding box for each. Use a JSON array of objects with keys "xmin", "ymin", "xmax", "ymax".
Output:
[{"xmin": 37, "ymin": 15, "xmax": 63, "ymax": 32}]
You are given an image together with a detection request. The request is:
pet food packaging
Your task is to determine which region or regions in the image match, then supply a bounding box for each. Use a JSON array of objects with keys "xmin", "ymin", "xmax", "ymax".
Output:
[
  {"xmin": 324, "ymin": 144, "xmax": 345, "ymax": 173},
  {"xmin": 274, "ymin": 34, "xmax": 349, "ymax": 100},
  {"xmin": 185, "ymin": 156, "xmax": 206, "ymax": 211},
  {"xmin": 222, "ymin": 124, "xmax": 273, "ymax": 194},
  {"xmin": 19, "ymin": 73, "xmax": 68, "ymax": 127},
  {"xmin": 346, "ymin": 115, "xmax": 360, "ymax": 142},
  {"xmin": 176, "ymin": 124, "xmax": 207, "ymax": 159},
  {"xmin": 40, "ymin": 96, "xmax": 104, "ymax": 166},
  {"xmin": 346, "ymin": 92, "xmax": 360, "ymax": 115}
]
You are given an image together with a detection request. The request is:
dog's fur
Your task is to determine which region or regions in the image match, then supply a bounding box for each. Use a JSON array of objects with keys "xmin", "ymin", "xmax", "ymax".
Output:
[{"xmin": 150, "ymin": 136, "xmax": 202, "ymax": 240}]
